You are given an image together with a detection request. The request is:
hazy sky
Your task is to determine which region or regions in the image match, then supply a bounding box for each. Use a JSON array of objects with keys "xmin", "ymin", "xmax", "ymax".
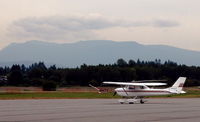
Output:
[{"xmin": 0, "ymin": 0, "xmax": 200, "ymax": 51}]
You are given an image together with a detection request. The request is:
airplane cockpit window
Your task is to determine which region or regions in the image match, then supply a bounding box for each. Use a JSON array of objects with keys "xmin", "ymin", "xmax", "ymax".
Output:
[
  {"xmin": 129, "ymin": 86, "xmax": 135, "ymax": 89},
  {"xmin": 140, "ymin": 86, "xmax": 144, "ymax": 89}
]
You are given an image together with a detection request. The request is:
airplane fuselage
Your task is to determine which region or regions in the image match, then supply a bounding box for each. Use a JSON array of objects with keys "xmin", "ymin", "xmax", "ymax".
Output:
[{"xmin": 115, "ymin": 87, "xmax": 172, "ymax": 97}]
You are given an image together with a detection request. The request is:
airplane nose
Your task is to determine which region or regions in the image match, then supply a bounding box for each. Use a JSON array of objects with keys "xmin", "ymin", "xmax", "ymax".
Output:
[
  {"xmin": 115, "ymin": 88, "xmax": 120, "ymax": 92},
  {"xmin": 114, "ymin": 88, "xmax": 124, "ymax": 97},
  {"xmin": 113, "ymin": 88, "xmax": 119, "ymax": 96}
]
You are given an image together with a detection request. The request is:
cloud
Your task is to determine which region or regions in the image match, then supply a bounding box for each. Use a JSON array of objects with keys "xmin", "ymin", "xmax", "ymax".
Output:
[
  {"xmin": 13, "ymin": 15, "xmax": 116, "ymax": 31},
  {"xmin": 7, "ymin": 14, "xmax": 180, "ymax": 42},
  {"xmin": 153, "ymin": 19, "xmax": 180, "ymax": 27}
]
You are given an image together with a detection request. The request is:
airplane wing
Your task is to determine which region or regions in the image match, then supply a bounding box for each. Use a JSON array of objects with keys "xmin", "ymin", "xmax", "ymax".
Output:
[
  {"xmin": 132, "ymin": 80, "xmax": 167, "ymax": 82},
  {"xmin": 103, "ymin": 82, "xmax": 167, "ymax": 86}
]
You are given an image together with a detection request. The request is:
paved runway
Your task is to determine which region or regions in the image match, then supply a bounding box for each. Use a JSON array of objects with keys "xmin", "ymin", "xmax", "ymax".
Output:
[{"xmin": 0, "ymin": 98, "xmax": 200, "ymax": 122}]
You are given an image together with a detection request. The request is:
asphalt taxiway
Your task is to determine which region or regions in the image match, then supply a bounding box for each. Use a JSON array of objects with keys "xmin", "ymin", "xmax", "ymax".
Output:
[{"xmin": 0, "ymin": 98, "xmax": 200, "ymax": 122}]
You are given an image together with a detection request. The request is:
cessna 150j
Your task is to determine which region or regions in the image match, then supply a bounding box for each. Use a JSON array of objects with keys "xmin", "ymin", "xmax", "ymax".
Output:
[{"xmin": 90, "ymin": 77, "xmax": 186, "ymax": 104}]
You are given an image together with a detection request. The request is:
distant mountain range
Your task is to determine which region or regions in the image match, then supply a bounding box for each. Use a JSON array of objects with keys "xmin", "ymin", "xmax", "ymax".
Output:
[{"xmin": 0, "ymin": 40, "xmax": 200, "ymax": 67}]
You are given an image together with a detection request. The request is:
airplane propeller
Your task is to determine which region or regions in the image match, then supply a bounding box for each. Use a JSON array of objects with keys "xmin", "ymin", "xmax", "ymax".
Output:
[{"xmin": 113, "ymin": 92, "xmax": 117, "ymax": 96}]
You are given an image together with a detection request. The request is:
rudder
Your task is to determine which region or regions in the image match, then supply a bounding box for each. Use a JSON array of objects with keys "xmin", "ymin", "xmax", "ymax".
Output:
[{"xmin": 171, "ymin": 77, "xmax": 186, "ymax": 93}]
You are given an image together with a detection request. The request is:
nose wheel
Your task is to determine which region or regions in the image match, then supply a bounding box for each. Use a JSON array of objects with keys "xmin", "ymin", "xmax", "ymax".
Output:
[
  {"xmin": 140, "ymin": 99, "xmax": 144, "ymax": 104},
  {"xmin": 129, "ymin": 102, "xmax": 134, "ymax": 104}
]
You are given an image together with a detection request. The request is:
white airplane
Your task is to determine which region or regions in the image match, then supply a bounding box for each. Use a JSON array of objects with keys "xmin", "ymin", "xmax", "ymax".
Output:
[{"xmin": 98, "ymin": 77, "xmax": 186, "ymax": 104}]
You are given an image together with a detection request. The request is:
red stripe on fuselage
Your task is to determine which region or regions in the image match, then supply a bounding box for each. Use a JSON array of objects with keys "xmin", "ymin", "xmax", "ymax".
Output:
[{"xmin": 116, "ymin": 90, "xmax": 171, "ymax": 93}]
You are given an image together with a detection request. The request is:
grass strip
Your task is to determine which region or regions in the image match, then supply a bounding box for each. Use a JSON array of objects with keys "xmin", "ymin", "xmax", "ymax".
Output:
[
  {"xmin": 0, "ymin": 92, "xmax": 120, "ymax": 99},
  {"xmin": 0, "ymin": 89, "xmax": 199, "ymax": 99}
]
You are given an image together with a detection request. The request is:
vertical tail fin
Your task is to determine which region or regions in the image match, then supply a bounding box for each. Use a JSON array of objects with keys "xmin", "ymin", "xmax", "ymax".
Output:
[{"xmin": 170, "ymin": 77, "xmax": 186, "ymax": 94}]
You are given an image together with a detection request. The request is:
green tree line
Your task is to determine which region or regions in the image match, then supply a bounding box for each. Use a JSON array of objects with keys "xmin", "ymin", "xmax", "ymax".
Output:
[{"xmin": 0, "ymin": 59, "xmax": 200, "ymax": 87}]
